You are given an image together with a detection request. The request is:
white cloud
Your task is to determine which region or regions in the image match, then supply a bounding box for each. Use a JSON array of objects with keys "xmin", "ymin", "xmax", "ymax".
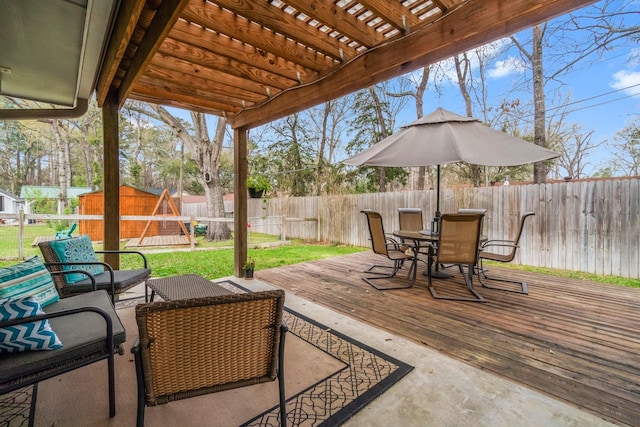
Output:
[
  {"xmin": 610, "ymin": 70, "xmax": 640, "ymax": 96},
  {"xmin": 488, "ymin": 57, "xmax": 526, "ymax": 79}
]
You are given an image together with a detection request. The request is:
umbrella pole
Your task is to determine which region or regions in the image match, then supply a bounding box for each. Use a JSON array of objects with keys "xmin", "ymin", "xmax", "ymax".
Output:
[
  {"xmin": 426, "ymin": 164, "xmax": 452, "ymax": 278},
  {"xmin": 435, "ymin": 164, "xmax": 441, "ymax": 218}
]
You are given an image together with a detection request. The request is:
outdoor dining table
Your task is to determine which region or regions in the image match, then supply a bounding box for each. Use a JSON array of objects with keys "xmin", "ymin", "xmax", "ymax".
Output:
[{"xmin": 393, "ymin": 229, "xmax": 487, "ymax": 278}]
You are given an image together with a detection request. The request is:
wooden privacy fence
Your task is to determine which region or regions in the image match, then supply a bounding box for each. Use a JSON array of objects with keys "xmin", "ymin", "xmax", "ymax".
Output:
[{"xmin": 249, "ymin": 177, "xmax": 640, "ymax": 279}]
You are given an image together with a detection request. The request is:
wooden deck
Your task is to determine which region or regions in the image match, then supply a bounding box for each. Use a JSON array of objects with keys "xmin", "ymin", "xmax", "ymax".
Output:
[{"xmin": 256, "ymin": 251, "xmax": 640, "ymax": 426}]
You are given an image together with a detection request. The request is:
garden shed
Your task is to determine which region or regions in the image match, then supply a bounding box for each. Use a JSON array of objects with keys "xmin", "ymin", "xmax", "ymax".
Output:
[{"xmin": 78, "ymin": 185, "xmax": 181, "ymax": 241}]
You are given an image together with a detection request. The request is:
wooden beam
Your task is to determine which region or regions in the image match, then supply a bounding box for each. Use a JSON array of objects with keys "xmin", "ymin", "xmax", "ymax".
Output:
[
  {"xmin": 168, "ymin": 20, "xmax": 321, "ymax": 82},
  {"xmin": 143, "ymin": 64, "xmax": 266, "ymax": 103},
  {"xmin": 157, "ymin": 37, "xmax": 299, "ymax": 90},
  {"xmin": 117, "ymin": 0, "xmax": 190, "ymax": 108},
  {"xmin": 229, "ymin": 0, "xmax": 598, "ymax": 129},
  {"xmin": 95, "ymin": 0, "xmax": 145, "ymax": 107},
  {"xmin": 102, "ymin": 92, "xmax": 120, "ymax": 269},
  {"xmin": 137, "ymin": 73, "xmax": 250, "ymax": 108},
  {"xmin": 127, "ymin": 93, "xmax": 226, "ymax": 116},
  {"xmin": 188, "ymin": 0, "xmax": 358, "ymax": 61},
  {"xmin": 148, "ymin": 54, "xmax": 272, "ymax": 96},
  {"xmin": 234, "ymin": 127, "xmax": 249, "ymax": 278},
  {"xmin": 132, "ymin": 82, "xmax": 244, "ymax": 113}
]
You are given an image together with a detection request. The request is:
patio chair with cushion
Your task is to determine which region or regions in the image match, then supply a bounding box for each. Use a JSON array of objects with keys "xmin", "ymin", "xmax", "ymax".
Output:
[
  {"xmin": 427, "ymin": 213, "xmax": 485, "ymax": 302},
  {"xmin": 477, "ymin": 212, "xmax": 535, "ymax": 294},
  {"xmin": 131, "ymin": 290, "xmax": 288, "ymax": 427},
  {"xmin": 0, "ymin": 257, "xmax": 126, "ymax": 418},
  {"xmin": 38, "ymin": 235, "xmax": 151, "ymax": 304},
  {"xmin": 361, "ymin": 210, "xmax": 417, "ymax": 290}
]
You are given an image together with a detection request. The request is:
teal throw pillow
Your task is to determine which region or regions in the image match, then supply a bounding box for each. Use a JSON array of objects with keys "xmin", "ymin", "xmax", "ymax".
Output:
[
  {"xmin": 0, "ymin": 256, "xmax": 59, "ymax": 307},
  {"xmin": 49, "ymin": 235, "xmax": 105, "ymax": 284},
  {"xmin": 0, "ymin": 297, "xmax": 63, "ymax": 353}
]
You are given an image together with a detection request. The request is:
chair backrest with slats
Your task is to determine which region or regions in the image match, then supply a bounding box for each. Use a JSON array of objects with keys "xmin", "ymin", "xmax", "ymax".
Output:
[
  {"xmin": 361, "ymin": 210, "xmax": 388, "ymax": 257},
  {"xmin": 398, "ymin": 208, "xmax": 423, "ymax": 231},
  {"xmin": 135, "ymin": 290, "xmax": 285, "ymax": 406},
  {"xmin": 437, "ymin": 214, "xmax": 483, "ymax": 265}
]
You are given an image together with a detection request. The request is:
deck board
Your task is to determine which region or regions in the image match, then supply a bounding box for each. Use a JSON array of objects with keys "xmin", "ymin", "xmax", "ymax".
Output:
[{"xmin": 257, "ymin": 251, "xmax": 640, "ymax": 426}]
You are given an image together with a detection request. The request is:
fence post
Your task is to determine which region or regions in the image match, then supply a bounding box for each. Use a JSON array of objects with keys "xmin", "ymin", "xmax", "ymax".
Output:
[
  {"xmin": 18, "ymin": 209, "xmax": 24, "ymax": 260},
  {"xmin": 190, "ymin": 214, "xmax": 195, "ymax": 251},
  {"xmin": 281, "ymin": 216, "xmax": 286, "ymax": 242}
]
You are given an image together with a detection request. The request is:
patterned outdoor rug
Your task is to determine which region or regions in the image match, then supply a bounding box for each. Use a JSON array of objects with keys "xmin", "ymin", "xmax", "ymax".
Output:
[
  {"xmin": 0, "ymin": 385, "xmax": 35, "ymax": 427},
  {"xmin": 1, "ymin": 280, "xmax": 413, "ymax": 426}
]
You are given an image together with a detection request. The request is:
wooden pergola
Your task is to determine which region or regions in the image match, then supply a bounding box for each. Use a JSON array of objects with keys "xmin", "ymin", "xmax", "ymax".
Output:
[{"xmin": 1, "ymin": 0, "xmax": 597, "ymax": 276}]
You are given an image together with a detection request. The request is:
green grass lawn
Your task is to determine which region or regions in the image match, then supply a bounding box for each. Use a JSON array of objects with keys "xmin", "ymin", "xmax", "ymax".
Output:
[{"xmin": 132, "ymin": 242, "xmax": 365, "ymax": 279}]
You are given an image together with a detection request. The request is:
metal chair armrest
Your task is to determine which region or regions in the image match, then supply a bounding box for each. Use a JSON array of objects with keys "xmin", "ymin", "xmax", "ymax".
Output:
[
  {"xmin": 480, "ymin": 239, "xmax": 517, "ymax": 249},
  {"xmin": 95, "ymin": 250, "xmax": 148, "ymax": 269},
  {"xmin": 50, "ymin": 270, "xmax": 97, "ymax": 291},
  {"xmin": 45, "ymin": 261, "xmax": 115, "ymax": 296}
]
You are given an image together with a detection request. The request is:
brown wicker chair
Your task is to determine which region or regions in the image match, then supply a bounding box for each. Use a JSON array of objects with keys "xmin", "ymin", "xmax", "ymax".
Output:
[
  {"xmin": 131, "ymin": 290, "xmax": 288, "ymax": 427},
  {"xmin": 427, "ymin": 213, "xmax": 485, "ymax": 302},
  {"xmin": 38, "ymin": 238, "xmax": 151, "ymax": 304},
  {"xmin": 477, "ymin": 212, "xmax": 535, "ymax": 294},
  {"xmin": 361, "ymin": 210, "xmax": 417, "ymax": 290}
]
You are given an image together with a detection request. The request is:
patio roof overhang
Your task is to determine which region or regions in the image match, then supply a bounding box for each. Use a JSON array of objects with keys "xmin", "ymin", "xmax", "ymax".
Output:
[
  {"xmin": 0, "ymin": 0, "xmax": 598, "ymax": 275},
  {"xmin": 1, "ymin": 0, "xmax": 598, "ymax": 127}
]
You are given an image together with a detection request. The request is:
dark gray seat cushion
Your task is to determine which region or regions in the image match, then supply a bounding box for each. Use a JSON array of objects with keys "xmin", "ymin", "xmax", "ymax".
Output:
[
  {"xmin": 65, "ymin": 268, "xmax": 151, "ymax": 293},
  {"xmin": 0, "ymin": 290, "xmax": 126, "ymax": 382}
]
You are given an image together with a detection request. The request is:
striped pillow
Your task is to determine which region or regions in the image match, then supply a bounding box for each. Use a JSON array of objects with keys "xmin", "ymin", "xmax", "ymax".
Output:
[
  {"xmin": 0, "ymin": 256, "xmax": 59, "ymax": 307},
  {"xmin": 49, "ymin": 235, "xmax": 104, "ymax": 284},
  {"xmin": 0, "ymin": 297, "xmax": 63, "ymax": 353}
]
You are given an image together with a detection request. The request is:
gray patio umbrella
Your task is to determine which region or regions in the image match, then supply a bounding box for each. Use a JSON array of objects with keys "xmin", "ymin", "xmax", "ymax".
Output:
[{"xmin": 344, "ymin": 107, "xmax": 559, "ymax": 219}]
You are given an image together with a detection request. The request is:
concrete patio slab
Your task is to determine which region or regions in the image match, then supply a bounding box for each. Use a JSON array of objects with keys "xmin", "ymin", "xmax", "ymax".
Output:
[{"xmin": 124, "ymin": 278, "xmax": 614, "ymax": 426}]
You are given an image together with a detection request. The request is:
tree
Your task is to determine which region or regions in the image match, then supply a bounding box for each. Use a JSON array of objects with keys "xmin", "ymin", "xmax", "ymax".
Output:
[
  {"xmin": 509, "ymin": 0, "xmax": 640, "ymax": 183},
  {"xmin": 307, "ymin": 98, "xmax": 353, "ymax": 195},
  {"xmin": 145, "ymin": 104, "xmax": 231, "ymax": 241},
  {"xmin": 346, "ymin": 83, "xmax": 409, "ymax": 193},
  {"xmin": 511, "ymin": 24, "xmax": 549, "ymax": 184},
  {"xmin": 391, "ymin": 65, "xmax": 433, "ymax": 190},
  {"xmin": 611, "ymin": 117, "xmax": 640, "ymax": 176},
  {"xmin": 264, "ymin": 113, "xmax": 315, "ymax": 197}
]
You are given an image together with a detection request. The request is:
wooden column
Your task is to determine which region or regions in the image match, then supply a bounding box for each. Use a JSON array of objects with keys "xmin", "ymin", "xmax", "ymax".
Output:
[
  {"xmin": 102, "ymin": 93, "xmax": 120, "ymax": 269},
  {"xmin": 234, "ymin": 126, "xmax": 248, "ymax": 277}
]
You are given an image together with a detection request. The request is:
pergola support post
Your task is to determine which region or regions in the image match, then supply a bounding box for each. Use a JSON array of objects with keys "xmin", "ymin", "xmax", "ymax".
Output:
[
  {"xmin": 234, "ymin": 126, "xmax": 249, "ymax": 277},
  {"xmin": 102, "ymin": 92, "xmax": 120, "ymax": 269}
]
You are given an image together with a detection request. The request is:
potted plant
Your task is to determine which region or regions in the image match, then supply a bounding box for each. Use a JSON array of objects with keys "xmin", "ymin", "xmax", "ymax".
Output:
[
  {"xmin": 247, "ymin": 175, "xmax": 271, "ymax": 198},
  {"xmin": 244, "ymin": 259, "xmax": 255, "ymax": 279}
]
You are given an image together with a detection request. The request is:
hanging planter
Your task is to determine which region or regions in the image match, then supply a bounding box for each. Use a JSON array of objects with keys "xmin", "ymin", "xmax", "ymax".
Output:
[
  {"xmin": 248, "ymin": 188, "xmax": 264, "ymax": 199},
  {"xmin": 247, "ymin": 175, "xmax": 271, "ymax": 199}
]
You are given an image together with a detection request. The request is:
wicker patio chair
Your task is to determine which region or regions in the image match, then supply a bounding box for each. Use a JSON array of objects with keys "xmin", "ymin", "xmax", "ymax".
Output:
[
  {"xmin": 361, "ymin": 210, "xmax": 417, "ymax": 290},
  {"xmin": 477, "ymin": 212, "xmax": 535, "ymax": 294},
  {"xmin": 131, "ymin": 290, "xmax": 288, "ymax": 427},
  {"xmin": 427, "ymin": 213, "xmax": 485, "ymax": 302},
  {"xmin": 38, "ymin": 237, "xmax": 151, "ymax": 304}
]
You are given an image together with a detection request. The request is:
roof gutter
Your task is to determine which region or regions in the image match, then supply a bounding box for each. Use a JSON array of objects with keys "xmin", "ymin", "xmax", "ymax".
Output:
[{"xmin": 0, "ymin": 98, "xmax": 89, "ymax": 120}]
